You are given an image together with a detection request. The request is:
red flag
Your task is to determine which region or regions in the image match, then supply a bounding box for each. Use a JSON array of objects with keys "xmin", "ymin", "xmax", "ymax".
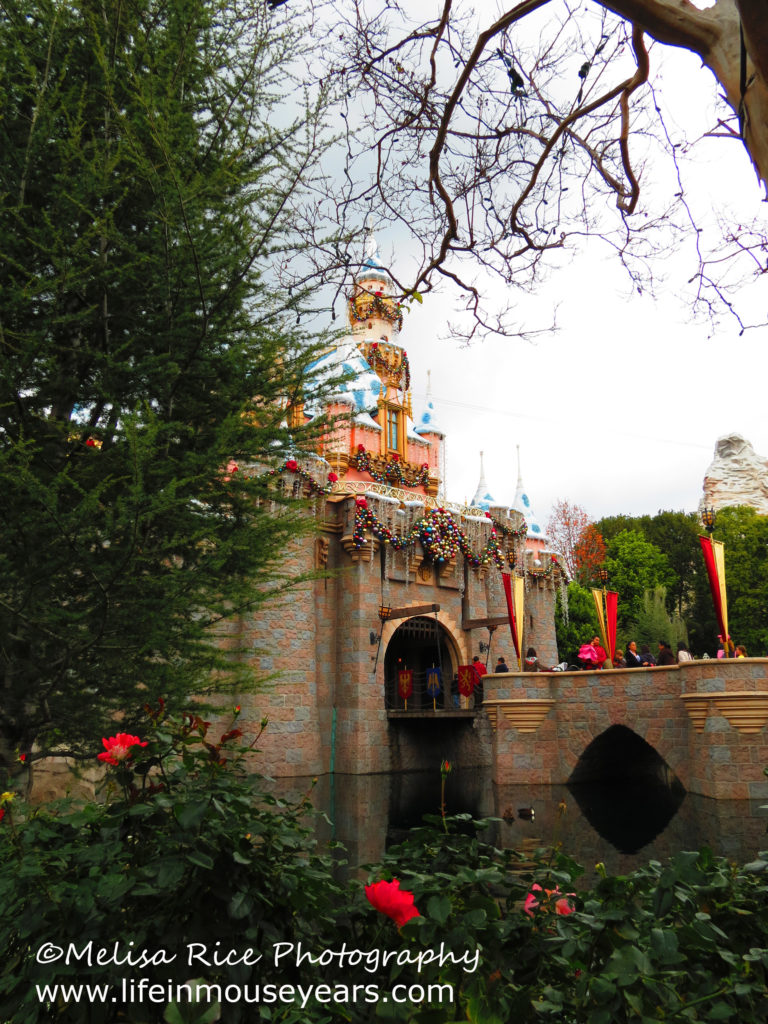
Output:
[
  {"xmin": 605, "ymin": 591, "xmax": 618, "ymax": 661},
  {"xmin": 457, "ymin": 666, "xmax": 476, "ymax": 697}
]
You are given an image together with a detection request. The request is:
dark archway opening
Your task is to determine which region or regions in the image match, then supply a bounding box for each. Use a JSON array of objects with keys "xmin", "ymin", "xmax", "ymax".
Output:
[
  {"xmin": 567, "ymin": 725, "xmax": 686, "ymax": 854},
  {"xmin": 384, "ymin": 616, "xmax": 457, "ymax": 710}
]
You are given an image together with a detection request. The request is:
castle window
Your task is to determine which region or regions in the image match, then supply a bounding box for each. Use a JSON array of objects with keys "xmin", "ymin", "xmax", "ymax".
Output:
[{"xmin": 387, "ymin": 408, "xmax": 399, "ymax": 451}]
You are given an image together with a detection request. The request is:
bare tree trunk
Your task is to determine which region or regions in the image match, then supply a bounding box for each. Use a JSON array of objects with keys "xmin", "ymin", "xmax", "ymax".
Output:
[{"xmin": 602, "ymin": 0, "xmax": 768, "ymax": 193}]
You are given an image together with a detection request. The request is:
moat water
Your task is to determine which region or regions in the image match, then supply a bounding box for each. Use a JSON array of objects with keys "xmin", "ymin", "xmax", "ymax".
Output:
[{"xmin": 273, "ymin": 770, "xmax": 768, "ymax": 882}]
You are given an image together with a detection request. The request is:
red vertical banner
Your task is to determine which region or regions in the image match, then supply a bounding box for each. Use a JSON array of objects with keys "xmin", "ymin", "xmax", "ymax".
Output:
[
  {"xmin": 699, "ymin": 536, "xmax": 728, "ymax": 644},
  {"xmin": 398, "ymin": 669, "xmax": 413, "ymax": 700},
  {"xmin": 605, "ymin": 590, "xmax": 618, "ymax": 662},
  {"xmin": 501, "ymin": 572, "xmax": 523, "ymax": 668},
  {"xmin": 457, "ymin": 666, "xmax": 476, "ymax": 697}
]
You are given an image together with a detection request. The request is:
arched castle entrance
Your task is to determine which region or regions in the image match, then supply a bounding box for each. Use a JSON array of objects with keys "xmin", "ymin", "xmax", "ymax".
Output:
[{"xmin": 383, "ymin": 616, "xmax": 460, "ymax": 710}]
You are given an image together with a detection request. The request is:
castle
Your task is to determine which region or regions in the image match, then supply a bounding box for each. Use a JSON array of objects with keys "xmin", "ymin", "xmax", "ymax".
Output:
[{"xmin": 234, "ymin": 235, "xmax": 566, "ymax": 778}]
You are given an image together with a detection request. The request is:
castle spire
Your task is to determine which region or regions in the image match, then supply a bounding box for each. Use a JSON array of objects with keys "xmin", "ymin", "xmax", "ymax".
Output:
[
  {"xmin": 512, "ymin": 445, "xmax": 545, "ymax": 540},
  {"xmin": 471, "ymin": 451, "xmax": 495, "ymax": 510}
]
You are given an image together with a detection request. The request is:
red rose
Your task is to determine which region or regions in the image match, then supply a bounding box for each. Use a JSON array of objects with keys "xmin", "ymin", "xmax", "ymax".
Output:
[
  {"xmin": 86, "ymin": 438, "xmax": 95, "ymax": 447},
  {"xmin": 357, "ymin": 444, "xmax": 366, "ymax": 452},
  {"xmin": 97, "ymin": 733, "xmax": 148, "ymax": 766},
  {"xmin": 285, "ymin": 459, "xmax": 298, "ymax": 472},
  {"xmin": 0, "ymin": 808, "xmax": 5, "ymax": 824},
  {"xmin": 355, "ymin": 496, "xmax": 368, "ymax": 507},
  {"xmin": 391, "ymin": 453, "xmax": 399, "ymax": 462},
  {"xmin": 328, "ymin": 472, "xmax": 338, "ymax": 483},
  {"xmin": 365, "ymin": 879, "xmax": 420, "ymax": 928}
]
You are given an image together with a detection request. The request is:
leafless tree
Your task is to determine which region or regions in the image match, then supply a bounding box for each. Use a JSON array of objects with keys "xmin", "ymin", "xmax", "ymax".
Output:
[{"xmin": 310, "ymin": 0, "xmax": 767, "ymax": 337}]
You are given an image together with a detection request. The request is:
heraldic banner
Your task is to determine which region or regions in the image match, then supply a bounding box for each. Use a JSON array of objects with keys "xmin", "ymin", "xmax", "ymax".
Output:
[{"xmin": 501, "ymin": 571, "xmax": 524, "ymax": 669}]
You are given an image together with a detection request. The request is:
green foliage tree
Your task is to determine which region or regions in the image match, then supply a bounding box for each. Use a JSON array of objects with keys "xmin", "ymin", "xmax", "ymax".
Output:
[
  {"xmin": 0, "ymin": 0, "xmax": 336, "ymax": 770},
  {"xmin": 597, "ymin": 511, "xmax": 702, "ymax": 619},
  {"xmin": 604, "ymin": 530, "xmax": 673, "ymax": 630}
]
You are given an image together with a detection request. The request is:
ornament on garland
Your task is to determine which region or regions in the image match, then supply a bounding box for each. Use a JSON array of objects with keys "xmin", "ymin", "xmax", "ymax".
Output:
[{"xmin": 352, "ymin": 446, "xmax": 429, "ymax": 488}]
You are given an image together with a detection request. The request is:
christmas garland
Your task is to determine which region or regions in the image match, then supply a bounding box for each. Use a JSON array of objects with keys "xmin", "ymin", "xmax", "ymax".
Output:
[
  {"xmin": 366, "ymin": 342, "xmax": 410, "ymax": 391},
  {"xmin": 349, "ymin": 291, "xmax": 404, "ymax": 333},
  {"xmin": 352, "ymin": 497, "xmax": 524, "ymax": 570},
  {"xmin": 351, "ymin": 445, "xmax": 428, "ymax": 488},
  {"xmin": 235, "ymin": 462, "xmax": 535, "ymax": 578},
  {"xmin": 262, "ymin": 459, "xmax": 338, "ymax": 497},
  {"xmin": 528, "ymin": 554, "xmax": 565, "ymax": 577}
]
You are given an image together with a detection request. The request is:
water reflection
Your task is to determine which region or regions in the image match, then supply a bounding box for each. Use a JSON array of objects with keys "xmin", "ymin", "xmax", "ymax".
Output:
[
  {"xmin": 271, "ymin": 770, "xmax": 768, "ymax": 880},
  {"xmin": 566, "ymin": 724, "xmax": 687, "ymax": 855},
  {"xmin": 566, "ymin": 778, "xmax": 687, "ymax": 856}
]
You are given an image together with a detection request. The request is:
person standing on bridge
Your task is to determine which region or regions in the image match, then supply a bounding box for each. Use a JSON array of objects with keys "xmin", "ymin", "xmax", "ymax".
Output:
[
  {"xmin": 472, "ymin": 655, "xmax": 487, "ymax": 706},
  {"xmin": 625, "ymin": 641, "xmax": 642, "ymax": 668},
  {"xmin": 657, "ymin": 640, "xmax": 676, "ymax": 666},
  {"xmin": 591, "ymin": 635, "xmax": 607, "ymax": 670}
]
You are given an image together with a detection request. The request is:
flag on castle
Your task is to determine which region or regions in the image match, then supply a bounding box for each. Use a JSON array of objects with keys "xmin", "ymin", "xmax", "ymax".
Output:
[
  {"xmin": 699, "ymin": 535, "xmax": 729, "ymax": 648},
  {"xmin": 501, "ymin": 572, "xmax": 525, "ymax": 669}
]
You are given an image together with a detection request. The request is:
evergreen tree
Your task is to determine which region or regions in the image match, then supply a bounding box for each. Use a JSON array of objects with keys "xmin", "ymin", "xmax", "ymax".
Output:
[
  {"xmin": 623, "ymin": 586, "xmax": 688, "ymax": 655},
  {"xmin": 0, "ymin": 0, "xmax": 336, "ymax": 768}
]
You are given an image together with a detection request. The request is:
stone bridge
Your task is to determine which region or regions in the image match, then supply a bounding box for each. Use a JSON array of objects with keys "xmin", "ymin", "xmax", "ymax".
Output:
[{"xmin": 484, "ymin": 658, "xmax": 768, "ymax": 800}]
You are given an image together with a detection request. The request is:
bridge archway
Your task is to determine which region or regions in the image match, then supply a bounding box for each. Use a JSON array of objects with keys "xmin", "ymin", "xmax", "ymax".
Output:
[
  {"xmin": 567, "ymin": 724, "xmax": 686, "ymax": 853},
  {"xmin": 384, "ymin": 616, "xmax": 460, "ymax": 710}
]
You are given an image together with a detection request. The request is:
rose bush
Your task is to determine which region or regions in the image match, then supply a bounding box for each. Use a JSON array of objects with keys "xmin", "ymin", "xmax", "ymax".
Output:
[{"xmin": 3, "ymin": 721, "xmax": 768, "ymax": 1024}]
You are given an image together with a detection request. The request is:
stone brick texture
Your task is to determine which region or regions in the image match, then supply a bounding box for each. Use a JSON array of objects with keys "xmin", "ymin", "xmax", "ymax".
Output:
[{"xmin": 487, "ymin": 659, "xmax": 768, "ymax": 800}]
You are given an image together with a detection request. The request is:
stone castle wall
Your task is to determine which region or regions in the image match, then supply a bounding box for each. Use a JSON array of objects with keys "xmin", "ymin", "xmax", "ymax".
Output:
[{"xmin": 235, "ymin": 492, "xmax": 562, "ymax": 779}]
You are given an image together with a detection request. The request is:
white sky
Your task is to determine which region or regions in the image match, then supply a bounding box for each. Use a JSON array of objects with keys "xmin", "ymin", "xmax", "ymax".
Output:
[{"xmin": 379, "ymin": 45, "xmax": 768, "ymax": 531}]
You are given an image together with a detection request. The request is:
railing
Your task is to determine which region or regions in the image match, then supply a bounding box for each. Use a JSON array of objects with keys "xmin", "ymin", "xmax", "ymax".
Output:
[{"xmin": 384, "ymin": 669, "xmax": 481, "ymax": 712}]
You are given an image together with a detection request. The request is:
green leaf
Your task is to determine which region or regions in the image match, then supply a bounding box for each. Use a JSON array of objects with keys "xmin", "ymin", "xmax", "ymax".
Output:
[
  {"xmin": 186, "ymin": 850, "xmax": 214, "ymax": 870},
  {"xmin": 228, "ymin": 891, "xmax": 253, "ymax": 919},
  {"xmin": 707, "ymin": 1002, "xmax": 735, "ymax": 1020},
  {"xmin": 426, "ymin": 894, "xmax": 451, "ymax": 925},
  {"xmin": 175, "ymin": 800, "xmax": 210, "ymax": 832}
]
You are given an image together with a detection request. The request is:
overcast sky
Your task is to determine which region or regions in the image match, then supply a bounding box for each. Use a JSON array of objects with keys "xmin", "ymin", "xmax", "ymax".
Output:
[{"xmin": 382, "ymin": 44, "xmax": 768, "ymax": 534}]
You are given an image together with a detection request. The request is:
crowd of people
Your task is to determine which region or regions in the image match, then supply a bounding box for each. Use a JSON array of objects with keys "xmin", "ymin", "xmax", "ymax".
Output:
[
  {"xmin": 576, "ymin": 637, "xmax": 749, "ymax": 669},
  {"xmin": 470, "ymin": 637, "xmax": 752, "ymax": 677}
]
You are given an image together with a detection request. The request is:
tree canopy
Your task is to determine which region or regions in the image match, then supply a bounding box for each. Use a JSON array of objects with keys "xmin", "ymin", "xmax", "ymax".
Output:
[
  {"xmin": 603, "ymin": 529, "xmax": 673, "ymax": 626},
  {"xmin": 0, "ymin": 0, "xmax": 338, "ymax": 768}
]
